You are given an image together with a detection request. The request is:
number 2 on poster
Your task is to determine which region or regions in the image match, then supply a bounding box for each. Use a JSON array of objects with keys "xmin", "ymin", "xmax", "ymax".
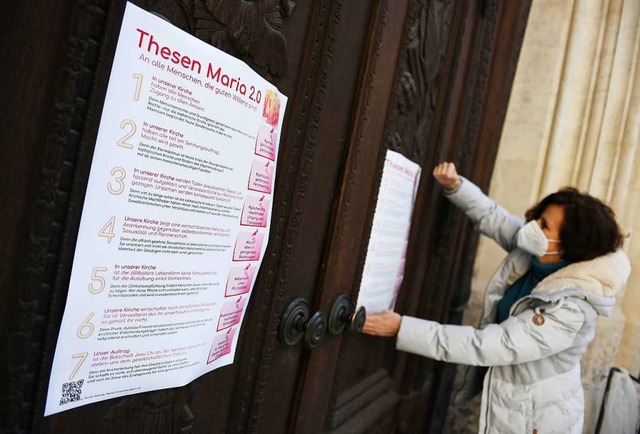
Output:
[
  {"xmin": 117, "ymin": 120, "xmax": 136, "ymax": 150},
  {"xmin": 249, "ymin": 86, "xmax": 262, "ymax": 104}
]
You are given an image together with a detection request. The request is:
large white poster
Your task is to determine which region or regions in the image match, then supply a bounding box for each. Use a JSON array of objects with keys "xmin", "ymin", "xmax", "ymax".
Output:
[
  {"xmin": 45, "ymin": 3, "xmax": 287, "ymax": 415},
  {"xmin": 356, "ymin": 150, "xmax": 421, "ymax": 313}
]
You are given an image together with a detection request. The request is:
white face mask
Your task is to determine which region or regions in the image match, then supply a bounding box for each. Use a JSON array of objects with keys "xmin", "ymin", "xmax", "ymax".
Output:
[{"xmin": 516, "ymin": 220, "xmax": 561, "ymax": 257}]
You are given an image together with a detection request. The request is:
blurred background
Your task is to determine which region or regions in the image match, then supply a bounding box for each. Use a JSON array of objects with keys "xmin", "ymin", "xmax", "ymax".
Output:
[{"xmin": 447, "ymin": 1, "xmax": 640, "ymax": 432}]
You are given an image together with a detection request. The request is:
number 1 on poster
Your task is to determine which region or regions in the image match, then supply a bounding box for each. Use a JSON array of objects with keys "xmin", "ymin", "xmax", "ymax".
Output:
[{"xmin": 132, "ymin": 73, "xmax": 143, "ymax": 101}]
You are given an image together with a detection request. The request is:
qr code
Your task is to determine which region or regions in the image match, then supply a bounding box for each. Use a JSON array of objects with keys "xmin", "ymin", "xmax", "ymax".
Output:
[{"xmin": 59, "ymin": 379, "xmax": 84, "ymax": 405}]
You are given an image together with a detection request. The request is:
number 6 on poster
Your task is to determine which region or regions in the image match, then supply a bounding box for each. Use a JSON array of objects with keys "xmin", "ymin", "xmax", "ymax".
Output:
[{"xmin": 76, "ymin": 313, "xmax": 95, "ymax": 339}]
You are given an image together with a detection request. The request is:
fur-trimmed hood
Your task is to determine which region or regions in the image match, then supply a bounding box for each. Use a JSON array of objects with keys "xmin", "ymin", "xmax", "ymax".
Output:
[
  {"xmin": 531, "ymin": 250, "xmax": 631, "ymax": 316},
  {"xmin": 532, "ymin": 250, "xmax": 631, "ymax": 297}
]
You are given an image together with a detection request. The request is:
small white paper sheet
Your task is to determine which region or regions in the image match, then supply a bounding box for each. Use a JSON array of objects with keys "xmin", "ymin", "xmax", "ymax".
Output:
[{"xmin": 356, "ymin": 150, "xmax": 421, "ymax": 313}]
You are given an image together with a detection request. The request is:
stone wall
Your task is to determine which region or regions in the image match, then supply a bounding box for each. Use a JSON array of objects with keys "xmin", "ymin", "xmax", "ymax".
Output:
[{"xmin": 445, "ymin": 0, "xmax": 640, "ymax": 432}]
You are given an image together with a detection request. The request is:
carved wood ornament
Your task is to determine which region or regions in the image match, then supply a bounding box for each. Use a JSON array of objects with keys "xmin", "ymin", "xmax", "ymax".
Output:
[
  {"xmin": 147, "ymin": 0, "xmax": 295, "ymax": 78},
  {"xmin": 387, "ymin": 0, "xmax": 454, "ymax": 162}
]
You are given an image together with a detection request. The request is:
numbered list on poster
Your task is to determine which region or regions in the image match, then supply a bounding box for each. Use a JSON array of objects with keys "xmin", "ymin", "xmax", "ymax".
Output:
[{"xmin": 45, "ymin": 3, "xmax": 287, "ymax": 415}]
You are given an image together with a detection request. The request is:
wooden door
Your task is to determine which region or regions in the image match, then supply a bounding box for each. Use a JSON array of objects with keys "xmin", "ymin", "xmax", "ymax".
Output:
[
  {"xmin": 287, "ymin": 1, "xmax": 532, "ymax": 433},
  {"xmin": 0, "ymin": 1, "xmax": 530, "ymax": 433}
]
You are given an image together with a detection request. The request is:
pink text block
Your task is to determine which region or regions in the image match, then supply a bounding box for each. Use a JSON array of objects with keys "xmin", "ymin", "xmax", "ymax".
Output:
[
  {"xmin": 247, "ymin": 160, "xmax": 273, "ymax": 194},
  {"xmin": 225, "ymin": 264, "xmax": 256, "ymax": 297},
  {"xmin": 217, "ymin": 297, "xmax": 247, "ymax": 331},
  {"xmin": 207, "ymin": 327, "xmax": 236, "ymax": 364},
  {"xmin": 232, "ymin": 230, "xmax": 264, "ymax": 261},
  {"xmin": 255, "ymin": 123, "xmax": 277, "ymax": 161},
  {"xmin": 240, "ymin": 195, "xmax": 269, "ymax": 227}
]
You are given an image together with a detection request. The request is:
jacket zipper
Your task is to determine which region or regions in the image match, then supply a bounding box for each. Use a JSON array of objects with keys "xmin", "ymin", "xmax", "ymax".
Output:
[
  {"xmin": 509, "ymin": 295, "xmax": 533, "ymax": 317},
  {"xmin": 484, "ymin": 367, "xmax": 493, "ymax": 433}
]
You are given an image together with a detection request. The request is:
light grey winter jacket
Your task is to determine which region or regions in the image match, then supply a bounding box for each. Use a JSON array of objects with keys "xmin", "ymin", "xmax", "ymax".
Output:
[{"xmin": 396, "ymin": 178, "xmax": 631, "ymax": 434}]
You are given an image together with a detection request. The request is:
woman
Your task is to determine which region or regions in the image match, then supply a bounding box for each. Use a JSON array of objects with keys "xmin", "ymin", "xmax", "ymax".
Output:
[{"xmin": 363, "ymin": 162, "xmax": 630, "ymax": 433}]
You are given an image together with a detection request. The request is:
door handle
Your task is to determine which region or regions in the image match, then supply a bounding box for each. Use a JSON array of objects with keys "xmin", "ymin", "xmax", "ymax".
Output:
[
  {"xmin": 327, "ymin": 294, "xmax": 366, "ymax": 336},
  {"xmin": 278, "ymin": 298, "xmax": 327, "ymax": 349}
]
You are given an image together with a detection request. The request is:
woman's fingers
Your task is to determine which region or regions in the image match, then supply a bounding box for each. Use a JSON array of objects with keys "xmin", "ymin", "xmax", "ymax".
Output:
[
  {"xmin": 432, "ymin": 162, "xmax": 448, "ymax": 177},
  {"xmin": 433, "ymin": 162, "xmax": 452, "ymax": 179},
  {"xmin": 433, "ymin": 162, "xmax": 459, "ymax": 188},
  {"xmin": 362, "ymin": 311, "xmax": 402, "ymax": 337}
]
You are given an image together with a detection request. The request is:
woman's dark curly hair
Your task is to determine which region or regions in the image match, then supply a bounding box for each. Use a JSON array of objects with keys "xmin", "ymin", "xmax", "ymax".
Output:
[{"xmin": 525, "ymin": 188, "xmax": 624, "ymax": 262}]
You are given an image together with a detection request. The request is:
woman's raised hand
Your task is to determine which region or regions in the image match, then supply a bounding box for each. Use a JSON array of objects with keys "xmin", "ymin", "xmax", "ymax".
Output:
[{"xmin": 433, "ymin": 162, "xmax": 461, "ymax": 190}]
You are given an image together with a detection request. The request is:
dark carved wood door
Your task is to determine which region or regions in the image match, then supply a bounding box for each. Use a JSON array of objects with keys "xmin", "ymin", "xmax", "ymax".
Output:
[
  {"xmin": 282, "ymin": 1, "xmax": 533, "ymax": 433},
  {"xmin": 0, "ymin": 1, "xmax": 530, "ymax": 433}
]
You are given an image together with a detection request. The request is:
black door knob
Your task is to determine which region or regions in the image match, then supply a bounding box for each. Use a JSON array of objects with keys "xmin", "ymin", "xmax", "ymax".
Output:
[
  {"xmin": 328, "ymin": 295, "xmax": 367, "ymax": 336},
  {"xmin": 278, "ymin": 298, "xmax": 327, "ymax": 349}
]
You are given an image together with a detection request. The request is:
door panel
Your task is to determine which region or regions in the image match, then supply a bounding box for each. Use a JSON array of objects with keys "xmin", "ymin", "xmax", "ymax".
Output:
[
  {"xmin": 291, "ymin": 1, "xmax": 412, "ymax": 432},
  {"xmin": 292, "ymin": 1, "xmax": 532, "ymax": 433},
  {"xmin": 292, "ymin": 0, "xmax": 461, "ymax": 431},
  {"xmin": 235, "ymin": 1, "xmax": 378, "ymax": 432},
  {"xmin": 0, "ymin": 0, "xmax": 530, "ymax": 433}
]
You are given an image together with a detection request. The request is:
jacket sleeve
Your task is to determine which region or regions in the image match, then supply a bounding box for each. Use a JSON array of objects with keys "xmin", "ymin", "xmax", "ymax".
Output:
[
  {"xmin": 444, "ymin": 177, "xmax": 523, "ymax": 252},
  {"xmin": 396, "ymin": 301, "xmax": 585, "ymax": 367}
]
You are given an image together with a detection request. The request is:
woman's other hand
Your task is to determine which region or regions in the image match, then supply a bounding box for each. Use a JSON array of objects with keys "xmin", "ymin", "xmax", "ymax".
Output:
[
  {"xmin": 362, "ymin": 311, "xmax": 402, "ymax": 337},
  {"xmin": 433, "ymin": 162, "xmax": 461, "ymax": 190}
]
